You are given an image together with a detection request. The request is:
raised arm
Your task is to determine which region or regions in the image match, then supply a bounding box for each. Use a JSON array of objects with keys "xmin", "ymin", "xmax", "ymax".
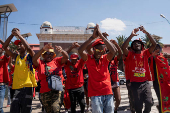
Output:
[
  {"xmin": 110, "ymin": 40, "xmax": 123, "ymax": 60},
  {"xmin": 3, "ymin": 29, "xmax": 17, "ymax": 58},
  {"xmin": 66, "ymin": 42, "xmax": 80, "ymax": 54},
  {"xmin": 139, "ymin": 26, "xmax": 156, "ymax": 54},
  {"xmin": 32, "ymin": 44, "xmax": 53, "ymax": 67},
  {"xmin": 13, "ymin": 29, "xmax": 35, "ymax": 57},
  {"xmin": 122, "ymin": 28, "xmax": 139, "ymax": 56},
  {"xmin": 78, "ymin": 25, "xmax": 98, "ymax": 61},
  {"xmin": 97, "ymin": 26, "xmax": 117, "ymax": 61},
  {"xmin": 55, "ymin": 46, "xmax": 69, "ymax": 65},
  {"xmin": 8, "ymin": 57, "xmax": 14, "ymax": 70},
  {"xmin": 86, "ymin": 42, "xmax": 93, "ymax": 55}
]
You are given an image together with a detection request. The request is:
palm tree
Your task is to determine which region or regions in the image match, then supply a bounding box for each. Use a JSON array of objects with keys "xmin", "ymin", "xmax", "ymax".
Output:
[
  {"xmin": 115, "ymin": 35, "xmax": 127, "ymax": 71},
  {"xmin": 141, "ymin": 34, "xmax": 163, "ymax": 48},
  {"xmin": 116, "ymin": 35, "xmax": 127, "ymax": 47}
]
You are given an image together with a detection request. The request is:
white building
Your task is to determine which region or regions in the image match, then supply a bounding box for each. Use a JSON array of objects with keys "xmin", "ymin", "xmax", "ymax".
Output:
[{"xmin": 36, "ymin": 21, "xmax": 95, "ymax": 56}]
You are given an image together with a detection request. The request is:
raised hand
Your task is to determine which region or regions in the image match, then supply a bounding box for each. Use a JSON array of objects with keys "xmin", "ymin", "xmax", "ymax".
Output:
[
  {"xmin": 92, "ymin": 24, "xmax": 99, "ymax": 39},
  {"xmin": 55, "ymin": 46, "xmax": 63, "ymax": 53},
  {"xmin": 72, "ymin": 42, "xmax": 80, "ymax": 48},
  {"xmin": 131, "ymin": 28, "xmax": 139, "ymax": 36},
  {"xmin": 110, "ymin": 39, "xmax": 117, "ymax": 44},
  {"xmin": 12, "ymin": 28, "xmax": 21, "ymax": 36},
  {"xmin": 102, "ymin": 32, "xmax": 109, "ymax": 39},
  {"xmin": 43, "ymin": 43, "xmax": 54, "ymax": 51},
  {"xmin": 139, "ymin": 25, "xmax": 147, "ymax": 34}
]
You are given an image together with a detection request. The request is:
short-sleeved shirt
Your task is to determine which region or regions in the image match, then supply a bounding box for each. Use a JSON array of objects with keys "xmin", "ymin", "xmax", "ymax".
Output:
[
  {"xmin": 64, "ymin": 59, "xmax": 85, "ymax": 89},
  {"xmin": 110, "ymin": 57, "xmax": 119, "ymax": 82},
  {"xmin": 36, "ymin": 57, "xmax": 63, "ymax": 93},
  {"xmin": 0, "ymin": 55, "xmax": 10, "ymax": 83},
  {"xmin": 126, "ymin": 49, "xmax": 151, "ymax": 82},
  {"xmin": 85, "ymin": 54, "xmax": 113, "ymax": 97}
]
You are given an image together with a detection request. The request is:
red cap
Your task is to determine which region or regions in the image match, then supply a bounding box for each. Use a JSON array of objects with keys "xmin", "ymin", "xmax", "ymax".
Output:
[
  {"xmin": 92, "ymin": 39, "xmax": 105, "ymax": 47},
  {"xmin": 70, "ymin": 54, "xmax": 79, "ymax": 59},
  {"xmin": 14, "ymin": 40, "xmax": 21, "ymax": 45}
]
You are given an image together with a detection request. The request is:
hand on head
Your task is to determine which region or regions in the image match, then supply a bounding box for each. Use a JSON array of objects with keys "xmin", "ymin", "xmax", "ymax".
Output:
[
  {"xmin": 43, "ymin": 43, "xmax": 54, "ymax": 51},
  {"xmin": 55, "ymin": 46, "xmax": 63, "ymax": 53}
]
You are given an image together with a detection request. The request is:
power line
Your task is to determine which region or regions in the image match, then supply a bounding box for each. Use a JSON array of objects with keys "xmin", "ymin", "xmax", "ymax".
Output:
[{"xmin": 3, "ymin": 21, "xmax": 166, "ymax": 27}]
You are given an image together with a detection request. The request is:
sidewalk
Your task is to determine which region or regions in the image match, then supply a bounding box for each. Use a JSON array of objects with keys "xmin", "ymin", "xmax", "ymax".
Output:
[{"xmin": 3, "ymin": 86, "xmax": 159, "ymax": 113}]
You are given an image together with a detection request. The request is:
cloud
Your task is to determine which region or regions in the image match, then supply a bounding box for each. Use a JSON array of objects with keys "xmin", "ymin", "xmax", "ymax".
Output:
[{"xmin": 100, "ymin": 18, "xmax": 126, "ymax": 31}]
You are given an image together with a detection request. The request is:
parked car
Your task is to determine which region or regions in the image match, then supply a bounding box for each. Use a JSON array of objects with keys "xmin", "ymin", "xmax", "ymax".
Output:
[{"xmin": 118, "ymin": 70, "xmax": 126, "ymax": 85}]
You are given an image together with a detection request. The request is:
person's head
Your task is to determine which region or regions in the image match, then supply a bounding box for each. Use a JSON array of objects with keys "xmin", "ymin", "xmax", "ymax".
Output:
[
  {"xmin": 153, "ymin": 44, "xmax": 162, "ymax": 55},
  {"xmin": 131, "ymin": 40, "xmax": 144, "ymax": 52},
  {"xmin": 70, "ymin": 53, "xmax": 79, "ymax": 65},
  {"xmin": 42, "ymin": 49, "xmax": 56, "ymax": 62},
  {"xmin": 0, "ymin": 44, "xmax": 3, "ymax": 55},
  {"xmin": 14, "ymin": 40, "xmax": 26, "ymax": 54},
  {"xmin": 92, "ymin": 39, "xmax": 105, "ymax": 59}
]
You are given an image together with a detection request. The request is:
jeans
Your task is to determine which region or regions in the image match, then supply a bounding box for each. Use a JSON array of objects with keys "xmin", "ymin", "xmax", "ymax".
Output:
[
  {"xmin": 10, "ymin": 87, "xmax": 33, "ymax": 113},
  {"xmin": 0, "ymin": 85, "xmax": 6, "ymax": 113},
  {"xmin": 91, "ymin": 94, "xmax": 114, "ymax": 113},
  {"xmin": 7, "ymin": 86, "xmax": 11, "ymax": 105}
]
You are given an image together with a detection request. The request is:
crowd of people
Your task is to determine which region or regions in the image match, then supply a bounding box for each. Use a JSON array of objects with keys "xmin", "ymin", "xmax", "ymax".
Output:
[{"xmin": 0, "ymin": 24, "xmax": 170, "ymax": 113}]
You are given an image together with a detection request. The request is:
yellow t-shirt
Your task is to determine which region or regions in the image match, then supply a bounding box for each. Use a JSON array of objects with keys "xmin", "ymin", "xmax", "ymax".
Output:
[{"xmin": 12, "ymin": 54, "xmax": 37, "ymax": 89}]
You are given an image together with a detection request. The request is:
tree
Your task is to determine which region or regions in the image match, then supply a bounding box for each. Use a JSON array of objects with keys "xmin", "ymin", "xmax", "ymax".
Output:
[
  {"xmin": 141, "ymin": 34, "xmax": 163, "ymax": 48},
  {"xmin": 116, "ymin": 35, "xmax": 127, "ymax": 47},
  {"xmin": 115, "ymin": 35, "xmax": 127, "ymax": 71}
]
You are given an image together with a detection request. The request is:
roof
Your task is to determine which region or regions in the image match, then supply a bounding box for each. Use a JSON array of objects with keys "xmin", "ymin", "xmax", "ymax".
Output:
[{"xmin": 162, "ymin": 44, "xmax": 170, "ymax": 54}]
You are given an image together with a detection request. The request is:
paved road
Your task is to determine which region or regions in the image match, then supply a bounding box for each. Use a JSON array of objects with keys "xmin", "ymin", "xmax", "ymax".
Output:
[{"xmin": 3, "ymin": 84, "xmax": 159, "ymax": 113}]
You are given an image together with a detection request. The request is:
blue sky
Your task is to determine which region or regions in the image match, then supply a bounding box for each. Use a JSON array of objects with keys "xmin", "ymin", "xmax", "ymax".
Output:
[{"xmin": 1, "ymin": 0, "xmax": 170, "ymax": 44}]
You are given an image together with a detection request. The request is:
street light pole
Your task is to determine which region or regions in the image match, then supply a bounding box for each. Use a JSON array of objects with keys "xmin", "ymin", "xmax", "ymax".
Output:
[{"xmin": 160, "ymin": 14, "xmax": 170, "ymax": 24}]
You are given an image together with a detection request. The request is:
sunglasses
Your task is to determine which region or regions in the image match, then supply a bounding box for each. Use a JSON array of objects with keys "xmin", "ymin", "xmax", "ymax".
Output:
[
  {"xmin": 45, "ymin": 52, "xmax": 54, "ymax": 56},
  {"xmin": 94, "ymin": 47, "xmax": 105, "ymax": 53}
]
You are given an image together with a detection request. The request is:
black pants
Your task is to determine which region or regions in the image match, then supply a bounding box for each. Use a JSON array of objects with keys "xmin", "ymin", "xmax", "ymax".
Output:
[
  {"xmin": 10, "ymin": 87, "xmax": 33, "ymax": 113},
  {"xmin": 126, "ymin": 80, "xmax": 135, "ymax": 113},
  {"xmin": 69, "ymin": 86, "xmax": 85, "ymax": 113},
  {"xmin": 131, "ymin": 81, "xmax": 153, "ymax": 113},
  {"xmin": 152, "ymin": 58, "xmax": 162, "ymax": 113}
]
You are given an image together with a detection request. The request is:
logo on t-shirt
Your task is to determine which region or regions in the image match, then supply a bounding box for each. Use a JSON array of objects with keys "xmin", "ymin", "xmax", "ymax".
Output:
[{"xmin": 132, "ymin": 67, "xmax": 146, "ymax": 77}]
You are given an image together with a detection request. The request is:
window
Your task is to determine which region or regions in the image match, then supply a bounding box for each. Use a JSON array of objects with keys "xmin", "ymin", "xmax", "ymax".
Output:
[{"xmin": 45, "ymin": 29, "xmax": 47, "ymax": 31}]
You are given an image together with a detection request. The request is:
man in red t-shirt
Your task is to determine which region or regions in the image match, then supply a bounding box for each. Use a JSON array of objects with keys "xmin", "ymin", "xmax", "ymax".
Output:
[
  {"xmin": 65, "ymin": 42, "xmax": 85, "ymax": 113},
  {"xmin": 78, "ymin": 24, "xmax": 117, "ymax": 113},
  {"xmin": 122, "ymin": 26, "xmax": 156, "ymax": 113},
  {"xmin": 0, "ymin": 40, "xmax": 10, "ymax": 112}
]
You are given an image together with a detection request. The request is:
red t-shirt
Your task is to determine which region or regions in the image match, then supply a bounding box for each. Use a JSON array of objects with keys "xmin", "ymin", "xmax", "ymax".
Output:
[
  {"xmin": 86, "ymin": 54, "xmax": 113, "ymax": 97},
  {"xmin": 64, "ymin": 59, "xmax": 84, "ymax": 89},
  {"xmin": 110, "ymin": 57, "xmax": 119, "ymax": 82},
  {"xmin": 0, "ymin": 55, "xmax": 10, "ymax": 83},
  {"xmin": 36, "ymin": 57, "xmax": 63, "ymax": 93},
  {"xmin": 126, "ymin": 49, "xmax": 151, "ymax": 82},
  {"xmin": 8, "ymin": 65, "xmax": 15, "ymax": 86},
  {"xmin": 123, "ymin": 56, "xmax": 130, "ymax": 80}
]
